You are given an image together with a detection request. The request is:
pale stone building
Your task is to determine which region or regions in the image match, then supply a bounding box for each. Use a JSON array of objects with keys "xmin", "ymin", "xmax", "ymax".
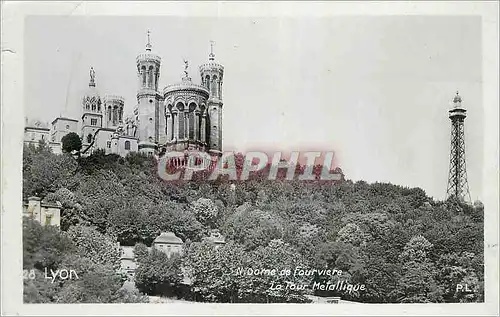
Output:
[
  {"xmin": 24, "ymin": 32, "xmax": 225, "ymax": 160},
  {"xmin": 118, "ymin": 230, "xmax": 223, "ymax": 281},
  {"xmin": 24, "ymin": 119, "xmax": 50, "ymax": 148},
  {"xmin": 120, "ymin": 246, "xmax": 137, "ymax": 277},
  {"xmin": 50, "ymin": 117, "xmax": 79, "ymax": 154},
  {"xmin": 22, "ymin": 196, "xmax": 61, "ymax": 227},
  {"xmin": 152, "ymin": 232, "xmax": 184, "ymax": 258}
]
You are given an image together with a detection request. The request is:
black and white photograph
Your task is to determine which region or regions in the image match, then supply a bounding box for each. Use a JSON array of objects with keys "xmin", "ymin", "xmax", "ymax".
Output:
[{"xmin": 1, "ymin": 1, "xmax": 498, "ymax": 316}]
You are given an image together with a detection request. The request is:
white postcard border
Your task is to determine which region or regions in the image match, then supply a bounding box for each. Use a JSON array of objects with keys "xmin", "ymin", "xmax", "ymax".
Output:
[{"xmin": 1, "ymin": 1, "xmax": 498, "ymax": 316}]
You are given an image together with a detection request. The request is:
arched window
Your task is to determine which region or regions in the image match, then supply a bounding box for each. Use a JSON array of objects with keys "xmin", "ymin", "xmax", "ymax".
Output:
[
  {"xmin": 87, "ymin": 134, "xmax": 92, "ymax": 143},
  {"xmin": 176, "ymin": 102, "xmax": 185, "ymax": 139},
  {"xmin": 107, "ymin": 106, "xmax": 112, "ymax": 122},
  {"xmin": 178, "ymin": 113, "xmax": 185, "ymax": 139},
  {"xmin": 188, "ymin": 103, "xmax": 196, "ymax": 139},
  {"xmin": 124, "ymin": 140, "xmax": 130, "ymax": 150},
  {"xmin": 205, "ymin": 75, "xmax": 210, "ymax": 90},
  {"xmin": 211, "ymin": 75, "xmax": 218, "ymax": 96},
  {"xmin": 141, "ymin": 66, "xmax": 146, "ymax": 86},
  {"xmin": 149, "ymin": 66, "xmax": 154, "ymax": 88}
]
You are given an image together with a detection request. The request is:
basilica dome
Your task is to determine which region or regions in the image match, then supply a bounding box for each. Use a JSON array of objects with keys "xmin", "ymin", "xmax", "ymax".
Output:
[{"xmin": 163, "ymin": 73, "xmax": 209, "ymax": 97}]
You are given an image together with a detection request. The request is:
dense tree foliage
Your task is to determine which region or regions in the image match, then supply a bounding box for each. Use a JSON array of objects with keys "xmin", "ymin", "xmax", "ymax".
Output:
[
  {"xmin": 134, "ymin": 249, "xmax": 183, "ymax": 297},
  {"xmin": 61, "ymin": 132, "xmax": 82, "ymax": 154},
  {"xmin": 22, "ymin": 218, "xmax": 148, "ymax": 303},
  {"xmin": 22, "ymin": 146, "xmax": 484, "ymax": 303}
]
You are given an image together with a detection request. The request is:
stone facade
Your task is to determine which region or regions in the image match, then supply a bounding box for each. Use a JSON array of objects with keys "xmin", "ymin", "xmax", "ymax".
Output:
[
  {"xmin": 152, "ymin": 232, "xmax": 184, "ymax": 258},
  {"xmin": 49, "ymin": 117, "xmax": 79, "ymax": 154},
  {"xmin": 24, "ymin": 119, "xmax": 50, "ymax": 148},
  {"xmin": 24, "ymin": 32, "xmax": 224, "ymax": 159},
  {"xmin": 118, "ymin": 230, "xmax": 225, "ymax": 280},
  {"xmin": 120, "ymin": 246, "xmax": 138, "ymax": 276},
  {"xmin": 22, "ymin": 196, "xmax": 61, "ymax": 227}
]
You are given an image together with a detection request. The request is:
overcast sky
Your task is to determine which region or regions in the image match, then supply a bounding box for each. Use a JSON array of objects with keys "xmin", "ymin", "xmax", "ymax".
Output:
[{"xmin": 25, "ymin": 16, "xmax": 482, "ymax": 200}]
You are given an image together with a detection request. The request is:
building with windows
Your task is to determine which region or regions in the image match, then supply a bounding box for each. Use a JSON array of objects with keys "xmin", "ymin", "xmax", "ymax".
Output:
[
  {"xmin": 25, "ymin": 32, "xmax": 225, "ymax": 160},
  {"xmin": 152, "ymin": 231, "xmax": 184, "ymax": 258},
  {"xmin": 22, "ymin": 196, "xmax": 61, "ymax": 227},
  {"xmin": 120, "ymin": 246, "xmax": 138, "ymax": 277},
  {"xmin": 24, "ymin": 118, "xmax": 50, "ymax": 148}
]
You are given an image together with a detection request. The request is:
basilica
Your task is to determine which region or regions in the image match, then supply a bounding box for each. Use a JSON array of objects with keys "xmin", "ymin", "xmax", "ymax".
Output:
[{"xmin": 24, "ymin": 32, "xmax": 224, "ymax": 159}]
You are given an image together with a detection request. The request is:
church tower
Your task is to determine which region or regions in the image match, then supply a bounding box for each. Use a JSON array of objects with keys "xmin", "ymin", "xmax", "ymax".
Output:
[
  {"xmin": 199, "ymin": 42, "xmax": 224, "ymax": 156},
  {"xmin": 81, "ymin": 67, "xmax": 103, "ymax": 148},
  {"xmin": 136, "ymin": 30, "xmax": 162, "ymax": 155}
]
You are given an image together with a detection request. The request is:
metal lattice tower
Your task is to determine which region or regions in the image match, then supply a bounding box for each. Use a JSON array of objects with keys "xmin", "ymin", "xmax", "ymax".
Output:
[{"xmin": 446, "ymin": 91, "xmax": 471, "ymax": 203}]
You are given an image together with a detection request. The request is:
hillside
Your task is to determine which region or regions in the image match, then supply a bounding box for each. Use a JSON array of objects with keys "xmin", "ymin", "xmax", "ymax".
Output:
[{"xmin": 22, "ymin": 142, "xmax": 484, "ymax": 303}]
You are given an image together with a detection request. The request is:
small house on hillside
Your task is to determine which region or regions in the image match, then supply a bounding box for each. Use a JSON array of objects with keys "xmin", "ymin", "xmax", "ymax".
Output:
[
  {"xmin": 22, "ymin": 196, "xmax": 61, "ymax": 227},
  {"xmin": 120, "ymin": 246, "xmax": 137, "ymax": 276},
  {"xmin": 152, "ymin": 232, "xmax": 184, "ymax": 258}
]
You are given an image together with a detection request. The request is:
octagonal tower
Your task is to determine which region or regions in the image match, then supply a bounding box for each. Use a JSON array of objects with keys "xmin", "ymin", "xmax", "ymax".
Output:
[
  {"xmin": 199, "ymin": 42, "xmax": 224, "ymax": 156},
  {"xmin": 136, "ymin": 30, "xmax": 162, "ymax": 155}
]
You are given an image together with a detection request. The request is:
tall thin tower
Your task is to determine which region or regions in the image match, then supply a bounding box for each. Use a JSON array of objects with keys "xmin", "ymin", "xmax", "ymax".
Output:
[{"xmin": 446, "ymin": 91, "xmax": 471, "ymax": 202}]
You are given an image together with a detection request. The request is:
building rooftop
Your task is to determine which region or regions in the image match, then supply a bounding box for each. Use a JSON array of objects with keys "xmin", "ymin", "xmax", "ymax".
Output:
[
  {"xmin": 51, "ymin": 117, "xmax": 79, "ymax": 124},
  {"xmin": 120, "ymin": 246, "xmax": 135, "ymax": 259},
  {"xmin": 25, "ymin": 118, "xmax": 50, "ymax": 130},
  {"xmin": 153, "ymin": 232, "xmax": 183, "ymax": 245}
]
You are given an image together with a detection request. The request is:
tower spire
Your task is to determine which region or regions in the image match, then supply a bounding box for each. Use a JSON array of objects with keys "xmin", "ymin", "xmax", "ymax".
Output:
[
  {"xmin": 183, "ymin": 59, "xmax": 189, "ymax": 77},
  {"xmin": 146, "ymin": 30, "xmax": 152, "ymax": 51},
  {"xmin": 89, "ymin": 67, "xmax": 95, "ymax": 87},
  {"xmin": 209, "ymin": 40, "xmax": 215, "ymax": 61},
  {"xmin": 446, "ymin": 91, "xmax": 471, "ymax": 203},
  {"xmin": 453, "ymin": 91, "xmax": 462, "ymax": 104}
]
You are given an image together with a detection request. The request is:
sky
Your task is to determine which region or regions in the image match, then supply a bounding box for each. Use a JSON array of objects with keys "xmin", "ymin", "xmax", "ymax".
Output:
[{"xmin": 24, "ymin": 15, "xmax": 483, "ymax": 201}]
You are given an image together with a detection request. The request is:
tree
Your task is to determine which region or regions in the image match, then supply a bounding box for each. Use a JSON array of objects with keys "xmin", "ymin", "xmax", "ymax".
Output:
[
  {"xmin": 336, "ymin": 223, "xmax": 366, "ymax": 247},
  {"xmin": 61, "ymin": 132, "xmax": 82, "ymax": 154},
  {"xmin": 22, "ymin": 137, "xmax": 485, "ymax": 304},
  {"xmin": 48, "ymin": 188, "xmax": 91, "ymax": 231},
  {"xmin": 144, "ymin": 200, "xmax": 204, "ymax": 244},
  {"xmin": 23, "ymin": 145, "xmax": 78, "ymax": 198},
  {"xmin": 248, "ymin": 239, "xmax": 311, "ymax": 303},
  {"xmin": 75, "ymin": 170, "xmax": 126, "ymax": 234},
  {"xmin": 190, "ymin": 198, "xmax": 219, "ymax": 228},
  {"xmin": 133, "ymin": 243, "xmax": 149, "ymax": 263},
  {"xmin": 23, "ymin": 217, "xmax": 74, "ymax": 271},
  {"xmin": 437, "ymin": 252, "xmax": 483, "ymax": 302},
  {"xmin": 221, "ymin": 207, "xmax": 282, "ymax": 251},
  {"xmin": 56, "ymin": 254, "xmax": 124, "ymax": 303},
  {"xmin": 395, "ymin": 236, "xmax": 443, "ymax": 303},
  {"xmin": 65, "ymin": 225, "xmax": 121, "ymax": 270},
  {"xmin": 23, "ymin": 268, "xmax": 61, "ymax": 303},
  {"xmin": 184, "ymin": 241, "xmax": 250, "ymax": 303},
  {"xmin": 134, "ymin": 249, "xmax": 183, "ymax": 297}
]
